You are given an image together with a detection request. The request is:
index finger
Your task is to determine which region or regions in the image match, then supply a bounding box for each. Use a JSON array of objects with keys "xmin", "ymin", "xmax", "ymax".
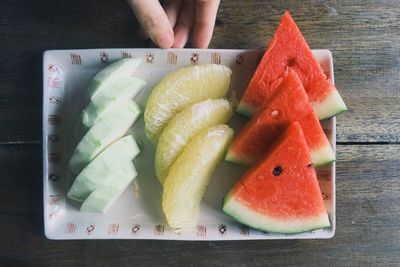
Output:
[
  {"xmin": 191, "ymin": 0, "xmax": 220, "ymax": 48},
  {"xmin": 128, "ymin": 0, "xmax": 174, "ymax": 48}
]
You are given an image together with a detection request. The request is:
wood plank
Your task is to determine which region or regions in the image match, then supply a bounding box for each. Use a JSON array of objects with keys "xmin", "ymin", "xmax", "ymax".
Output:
[
  {"xmin": 0, "ymin": 0, "xmax": 399, "ymax": 143},
  {"xmin": 0, "ymin": 143, "xmax": 398, "ymax": 266}
]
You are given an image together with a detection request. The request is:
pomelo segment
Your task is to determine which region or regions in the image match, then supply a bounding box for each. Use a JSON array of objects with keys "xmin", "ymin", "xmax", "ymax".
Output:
[
  {"xmin": 68, "ymin": 135, "xmax": 140, "ymax": 201},
  {"xmin": 82, "ymin": 77, "xmax": 145, "ymax": 128},
  {"xmin": 144, "ymin": 64, "xmax": 231, "ymax": 143},
  {"xmin": 155, "ymin": 99, "xmax": 232, "ymax": 184},
  {"xmin": 237, "ymin": 11, "xmax": 347, "ymax": 119},
  {"xmin": 163, "ymin": 125, "xmax": 234, "ymax": 230},
  {"xmin": 69, "ymin": 101, "xmax": 141, "ymax": 174},
  {"xmin": 86, "ymin": 58, "xmax": 142, "ymax": 100},
  {"xmin": 223, "ymin": 122, "xmax": 330, "ymax": 234},
  {"xmin": 226, "ymin": 69, "xmax": 335, "ymax": 167},
  {"xmin": 80, "ymin": 161, "xmax": 137, "ymax": 213}
]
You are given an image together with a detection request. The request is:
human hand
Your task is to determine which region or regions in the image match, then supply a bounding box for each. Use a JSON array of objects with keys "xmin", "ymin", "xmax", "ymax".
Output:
[{"xmin": 127, "ymin": 0, "xmax": 220, "ymax": 48}]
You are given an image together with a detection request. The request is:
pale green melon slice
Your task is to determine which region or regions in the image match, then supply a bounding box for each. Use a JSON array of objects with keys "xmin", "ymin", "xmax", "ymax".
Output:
[
  {"xmin": 80, "ymin": 161, "xmax": 137, "ymax": 213},
  {"xmin": 68, "ymin": 135, "xmax": 140, "ymax": 201},
  {"xmin": 86, "ymin": 58, "xmax": 142, "ymax": 100},
  {"xmin": 82, "ymin": 77, "xmax": 145, "ymax": 128},
  {"xmin": 68, "ymin": 101, "xmax": 141, "ymax": 174}
]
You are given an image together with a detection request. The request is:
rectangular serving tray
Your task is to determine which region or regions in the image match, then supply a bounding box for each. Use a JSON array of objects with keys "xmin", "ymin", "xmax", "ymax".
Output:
[{"xmin": 43, "ymin": 48, "xmax": 336, "ymax": 240}]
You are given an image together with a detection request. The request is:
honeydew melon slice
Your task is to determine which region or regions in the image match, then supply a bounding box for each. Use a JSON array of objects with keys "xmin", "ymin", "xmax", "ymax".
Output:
[
  {"xmin": 82, "ymin": 77, "xmax": 145, "ymax": 128},
  {"xmin": 80, "ymin": 161, "xmax": 137, "ymax": 213},
  {"xmin": 68, "ymin": 101, "xmax": 141, "ymax": 174},
  {"xmin": 86, "ymin": 58, "xmax": 142, "ymax": 100},
  {"xmin": 67, "ymin": 135, "xmax": 140, "ymax": 202}
]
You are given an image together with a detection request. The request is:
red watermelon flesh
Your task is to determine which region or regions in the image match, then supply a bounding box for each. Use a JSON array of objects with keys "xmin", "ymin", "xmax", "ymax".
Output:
[
  {"xmin": 223, "ymin": 122, "xmax": 330, "ymax": 234},
  {"xmin": 237, "ymin": 11, "xmax": 347, "ymax": 119},
  {"xmin": 226, "ymin": 69, "xmax": 335, "ymax": 167}
]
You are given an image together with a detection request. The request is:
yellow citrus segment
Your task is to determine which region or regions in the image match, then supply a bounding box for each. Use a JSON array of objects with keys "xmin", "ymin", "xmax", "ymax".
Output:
[
  {"xmin": 162, "ymin": 124, "xmax": 234, "ymax": 230},
  {"xmin": 144, "ymin": 64, "xmax": 232, "ymax": 143},
  {"xmin": 155, "ymin": 99, "xmax": 233, "ymax": 184}
]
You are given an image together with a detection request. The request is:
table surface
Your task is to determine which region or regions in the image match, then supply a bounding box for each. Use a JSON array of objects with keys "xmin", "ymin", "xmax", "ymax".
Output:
[{"xmin": 1, "ymin": 0, "xmax": 399, "ymax": 266}]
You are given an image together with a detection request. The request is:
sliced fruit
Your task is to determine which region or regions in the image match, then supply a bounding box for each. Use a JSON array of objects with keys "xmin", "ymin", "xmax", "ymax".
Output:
[
  {"xmin": 82, "ymin": 76, "xmax": 145, "ymax": 128},
  {"xmin": 86, "ymin": 58, "xmax": 142, "ymax": 100},
  {"xmin": 68, "ymin": 135, "xmax": 140, "ymax": 201},
  {"xmin": 144, "ymin": 64, "xmax": 232, "ymax": 143},
  {"xmin": 237, "ymin": 11, "xmax": 347, "ymax": 119},
  {"xmin": 155, "ymin": 99, "xmax": 233, "ymax": 184},
  {"xmin": 80, "ymin": 161, "xmax": 137, "ymax": 213},
  {"xmin": 74, "ymin": 113, "xmax": 86, "ymax": 140},
  {"xmin": 163, "ymin": 125, "xmax": 234, "ymax": 230},
  {"xmin": 226, "ymin": 69, "xmax": 335, "ymax": 167},
  {"xmin": 69, "ymin": 101, "xmax": 141, "ymax": 174},
  {"xmin": 223, "ymin": 122, "xmax": 330, "ymax": 234}
]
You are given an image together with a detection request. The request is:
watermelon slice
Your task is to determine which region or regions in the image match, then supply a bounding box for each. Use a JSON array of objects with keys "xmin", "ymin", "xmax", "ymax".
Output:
[
  {"xmin": 237, "ymin": 11, "xmax": 347, "ymax": 119},
  {"xmin": 226, "ymin": 69, "xmax": 335, "ymax": 167},
  {"xmin": 223, "ymin": 122, "xmax": 330, "ymax": 234}
]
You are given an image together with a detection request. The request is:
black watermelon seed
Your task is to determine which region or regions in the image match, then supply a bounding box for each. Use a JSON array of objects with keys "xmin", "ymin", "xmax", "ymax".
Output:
[
  {"xmin": 272, "ymin": 166, "xmax": 283, "ymax": 176},
  {"xmin": 288, "ymin": 58, "xmax": 296, "ymax": 67}
]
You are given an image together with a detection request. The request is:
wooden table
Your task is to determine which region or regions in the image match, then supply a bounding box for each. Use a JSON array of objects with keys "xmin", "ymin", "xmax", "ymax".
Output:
[{"xmin": 1, "ymin": 0, "xmax": 399, "ymax": 265}]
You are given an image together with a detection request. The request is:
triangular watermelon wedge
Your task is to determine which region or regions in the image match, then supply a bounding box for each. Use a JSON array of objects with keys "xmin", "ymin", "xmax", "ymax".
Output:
[
  {"xmin": 226, "ymin": 69, "xmax": 335, "ymax": 167},
  {"xmin": 237, "ymin": 11, "xmax": 347, "ymax": 119},
  {"xmin": 223, "ymin": 122, "xmax": 330, "ymax": 234}
]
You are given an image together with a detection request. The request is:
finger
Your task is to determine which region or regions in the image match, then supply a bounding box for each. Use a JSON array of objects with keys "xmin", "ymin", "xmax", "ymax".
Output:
[
  {"xmin": 172, "ymin": 0, "xmax": 196, "ymax": 48},
  {"xmin": 162, "ymin": 0, "xmax": 183, "ymax": 29},
  {"xmin": 127, "ymin": 0, "xmax": 174, "ymax": 48},
  {"xmin": 191, "ymin": 0, "xmax": 220, "ymax": 48}
]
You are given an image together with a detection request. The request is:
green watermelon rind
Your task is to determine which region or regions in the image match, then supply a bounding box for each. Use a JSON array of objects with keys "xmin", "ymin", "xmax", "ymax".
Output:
[
  {"xmin": 318, "ymin": 108, "xmax": 348, "ymax": 121},
  {"xmin": 237, "ymin": 90, "xmax": 348, "ymax": 120},
  {"xmin": 223, "ymin": 193, "xmax": 331, "ymax": 234},
  {"xmin": 310, "ymin": 144, "xmax": 336, "ymax": 167},
  {"xmin": 314, "ymin": 158, "xmax": 336, "ymax": 167},
  {"xmin": 226, "ymin": 143, "xmax": 336, "ymax": 167},
  {"xmin": 236, "ymin": 101, "xmax": 254, "ymax": 117},
  {"xmin": 224, "ymin": 146, "xmax": 252, "ymax": 166},
  {"xmin": 312, "ymin": 89, "xmax": 348, "ymax": 120}
]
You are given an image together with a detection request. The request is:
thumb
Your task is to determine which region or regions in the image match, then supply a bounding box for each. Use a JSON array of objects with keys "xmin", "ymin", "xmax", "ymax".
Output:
[{"xmin": 128, "ymin": 0, "xmax": 174, "ymax": 48}]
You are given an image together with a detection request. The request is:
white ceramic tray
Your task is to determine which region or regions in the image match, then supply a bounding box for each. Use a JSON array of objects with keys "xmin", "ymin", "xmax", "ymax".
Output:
[{"xmin": 43, "ymin": 48, "xmax": 336, "ymax": 240}]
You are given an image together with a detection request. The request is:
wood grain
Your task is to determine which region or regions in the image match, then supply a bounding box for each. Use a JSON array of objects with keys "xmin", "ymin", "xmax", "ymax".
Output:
[
  {"xmin": 1, "ymin": 0, "xmax": 399, "ymax": 266},
  {"xmin": 0, "ymin": 144, "xmax": 399, "ymax": 266}
]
